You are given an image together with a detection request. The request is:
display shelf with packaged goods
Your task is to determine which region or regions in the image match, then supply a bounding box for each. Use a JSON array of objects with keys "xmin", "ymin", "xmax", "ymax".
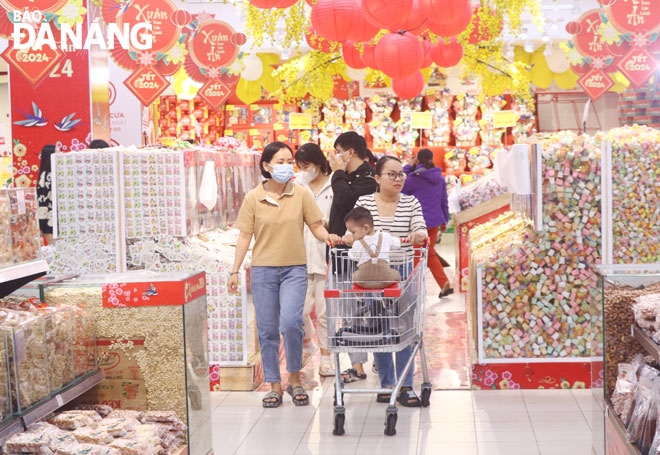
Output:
[
  {"xmin": 42, "ymin": 271, "xmax": 212, "ymax": 455},
  {"xmin": 593, "ymin": 265, "xmax": 660, "ymax": 455}
]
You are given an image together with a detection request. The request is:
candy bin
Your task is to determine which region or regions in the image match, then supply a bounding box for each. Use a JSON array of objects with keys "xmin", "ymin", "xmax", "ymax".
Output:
[
  {"xmin": 44, "ymin": 272, "xmax": 213, "ymax": 455},
  {"xmin": 479, "ymin": 95, "xmax": 507, "ymax": 146},
  {"xmin": 8, "ymin": 189, "xmax": 40, "ymax": 264},
  {"xmin": 30, "ymin": 305, "xmax": 75, "ymax": 393},
  {"xmin": 0, "ymin": 190, "xmax": 12, "ymax": 267},
  {"xmin": 0, "ymin": 309, "xmax": 49, "ymax": 412}
]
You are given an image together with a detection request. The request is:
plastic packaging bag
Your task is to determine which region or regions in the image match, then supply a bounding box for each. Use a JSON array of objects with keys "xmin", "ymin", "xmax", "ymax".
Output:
[
  {"xmin": 456, "ymin": 173, "xmax": 508, "ymax": 212},
  {"xmin": 448, "ymin": 181, "xmax": 462, "ymax": 214},
  {"xmin": 628, "ymin": 366, "xmax": 659, "ymax": 444},
  {"xmin": 613, "ymin": 362, "xmax": 640, "ymax": 425},
  {"xmin": 641, "ymin": 378, "xmax": 660, "ymax": 454}
]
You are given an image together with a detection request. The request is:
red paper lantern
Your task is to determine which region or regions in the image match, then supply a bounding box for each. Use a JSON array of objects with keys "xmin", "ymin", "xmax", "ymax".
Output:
[
  {"xmin": 305, "ymin": 25, "xmax": 339, "ymax": 53},
  {"xmin": 394, "ymin": 0, "xmax": 424, "ymax": 34},
  {"xmin": 342, "ymin": 40, "xmax": 367, "ymax": 69},
  {"xmin": 420, "ymin": 0, "xmax": 468, "ymax": 25},
  {"xmin": 565, "ymin": 21, "xmax": 581, "ymax": 35},
  {"xmin": 361, "ymin": 41, "xmax": 380, "ymax": 69},
  {"xmin": 362, "ymin": 0, "xmax": 412, "ymax": 29},
  {"xmin": 231, "ymin": 33, "xmax": 247, "ymax": 46},
  {"xmin": 348, "ymin": 2, "xmax": 380, "ymax": 42},
  {"xmin": 249, "ymin": 0, "xmax": 281, "ymax": 8},
  {"xmin": 305, "ymin": 0, "xmax": 314, "ymax": 4},
  {"xmin": 375, "ymin": 32, "xmax": 424, "ymax": 79},
  {"xmin": 311, "ymin": 0, "xmax": 361, "ymax": 42},
  {"xmin": 468, "ymin": 7, "xmax": 501, "ymax": 44},
  {"xmin": 392, "ymin": 70, "xmax": 425, "ymax": 99},
  {"xmin": 426, "ymin": 2, "xmax": 471, "ymax": 37},
  {"xmin": 421, "ymin": 38, "xmax": 434, "ymax": 68},
  {"xmin": 170, "ymin": 9, "xmax": 192, "ymax": 27},
  {"xmin": 430, "ymin": 39, "xmax": 463, "ymax": 67},
  {"xmin": 570, "ymin": 63, "xmax": 589, "ymax": 76},
  {"xmin": 276, "ymin": 0, "xmax": 298, "ymax": 6}
]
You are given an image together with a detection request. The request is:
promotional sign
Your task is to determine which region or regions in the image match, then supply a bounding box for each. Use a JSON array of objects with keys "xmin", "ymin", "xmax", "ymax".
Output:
[
  {"xmin": 578, "ymin": 69, "xmax": 615, "ymax": 101},
  {"xmin": 123, "ymin": 65, "xmax": 170, "ymax": 107},
  {"xmin": 617, "ymin": 46, "xmax": 659, "ymax": 88},
  {"xmin": 101, "ymin": 273, "xmax": 206, "ymax": 307},
  {"xmin": 199, "ymin": 78, "xmax": 231, "ymax": 109},
  {"xmin": 492, "ymin": 110, "xmax": 517, "ymax": 129},
  {"xmin": 2, "ymin": 45, "xmax": 64, "ymax": 86},
  {"xmin": 573, "ymin": 10, "xmax": 610, "ymax": 59},
  {"xmin": 289, "ymin": 113, "xmax": 313, "ymax": 130},
  {"xmin": 606, "ymin": 0, "xmax": 660, "ymax": 35},
  {"xmin": 109, "ymin": 61, "xmax": 143, "ymax": 147},
  {"xmin": 410, "ymin": 112, "xmax": 433, "ymax": 129},
  {"xmin": 0, "ymin": 0, "xmax": 66, "ymax": 12},
  {"xmin": 114, "ymin": 0, "xmax": 180, "ymax": 53},
  {"xmin": 188, "ymin": 20, "xmax": 242, "ymax": 70}
]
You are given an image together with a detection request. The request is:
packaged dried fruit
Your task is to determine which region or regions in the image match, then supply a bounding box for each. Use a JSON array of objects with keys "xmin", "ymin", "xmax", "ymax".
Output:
[
  {"xmin": 8, "ymin": 188, "xmax": 40, "ymax": 264},
  {"xmin": 34, "ymin": 306, "xmax": 75, "ymax": 392},
  {"xmin": 0, "ymin": 309, "xmax": 49, "ymax": 412},
  {"xmin": 0, "ymin": 191, "xmax": 11, "ymax": 266}
]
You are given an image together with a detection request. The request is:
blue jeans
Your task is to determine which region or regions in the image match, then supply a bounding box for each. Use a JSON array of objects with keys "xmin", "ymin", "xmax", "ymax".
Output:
[
  {"xmin": 251, "ymin": 265, "xmax": 308, "ymax": 384},
  {"xmin": 374, "ymin": 261, "xmax": 415, "ymax": 388}
]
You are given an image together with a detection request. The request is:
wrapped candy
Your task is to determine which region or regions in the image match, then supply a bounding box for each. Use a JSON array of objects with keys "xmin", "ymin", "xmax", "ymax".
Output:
[
  {"xmin": 457, "ymin": 173, "xmax": 508, "ymax": 211},
  {"xmin": 512, "ymin": 96, "xmax": 536, "ymax": 142},
  {"xmin": 368, "ymin": 95, "xmax": 397, "ymax": 149},
  {"xmin": 443, "ymin": 148, "xmax": 466, "ymax": 173},
  {"xmin": 395, "ymin": 97, "xmax": 423, "ymax": 152},
  {"xmin": 344, "ymin": 98, "xmax": 367, "ymax": 138},
  {"xmin": 319, "ymin": 98, "xmax": 345, "ymax": 151},
  {"xmin": 426, "ymin": 90, "xmax": 452, "ymax": 146}
]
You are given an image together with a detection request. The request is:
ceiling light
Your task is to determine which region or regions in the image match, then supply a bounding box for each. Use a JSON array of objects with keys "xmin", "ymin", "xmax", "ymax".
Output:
[
  {"xmin": 524, "ymin": 41, "xmax": 534, "ymax": 53},
  {"xmin": 541, "ymin": 34, "xmax": 550, "ymax": 43}
]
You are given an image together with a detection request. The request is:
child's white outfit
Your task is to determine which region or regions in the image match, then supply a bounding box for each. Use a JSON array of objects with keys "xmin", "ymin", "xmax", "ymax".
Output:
[
  {"xmin": 348, "ymin": 230, "xmax": 401, "ymax": 266},
  {"xmin": 349, "ymin": 231, "xmax": 402, "ymax": 289}
]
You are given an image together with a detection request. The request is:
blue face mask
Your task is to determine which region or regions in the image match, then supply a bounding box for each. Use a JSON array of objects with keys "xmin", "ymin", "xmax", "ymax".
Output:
[{"xmin": 270, "ymin": 163, "xmax": 294, "ymax": 183}]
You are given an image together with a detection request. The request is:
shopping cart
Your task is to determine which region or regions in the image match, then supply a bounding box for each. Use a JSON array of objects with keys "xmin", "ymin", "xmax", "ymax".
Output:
[{"xmin": 324, "ymin": 240, "xmax": 432, "ymax": 436}]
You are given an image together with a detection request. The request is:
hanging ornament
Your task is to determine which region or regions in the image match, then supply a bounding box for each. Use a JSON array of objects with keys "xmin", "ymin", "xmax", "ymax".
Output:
[
  {"xmin": 342, "ymin": 41, "xmax": 367, "ymax": 69},
  {"xmin": 361, "ymin": 41, "xmax": 380, "ymax": 69},
  {"xmin": 242, "ymin": 54, "xmax": 264, "ymax": 81},
  {"xmin": 305, "ymin": 25, "xmax": 340, "ymax": 53},
  {"xmin": 276, "ymin": 0, "xmax": 298, "ymax": 6},
  {"xmin": 392, "ymin": 70, "xmax": 425, "ymax": 99},
  {"xmin": 362, "ymin": 0, "xmax": 412, "ymax": 29},
  {"xmin": 311, "ymin": 0, "xmax": 361, "ymax": 42},
  {"xmin": 426, "ymin": 2, "xmax": 471, "ymax": 37},
  {"xmin": 375, "ymin": 32, "xmax": 424, "ymax": 79},
  {"xmin": 419, "ymin": 0, "xmax": 468, "ymax": 25},
  {"xmin": 250, "ymin": 0, "xmax": 282, "ymax": 8},
  {"xmin": 348, "ymin": 0, "xmax": 380, "ymax": 41},
  {"xmin": 546, "ymin": 47, "xmax": 570, "ymax": 74},
  {"xmin": 170, "ymin": 9, "xmax": 192, "ymax": 27},
  {"xmin": 430, "ymin": 39, "xmax": 463, "ymax": 67},
  {"xmin": 394, "ymin": 0, "xmax": 425, "ymax": 34},
  {"xmin": 421, "ymin": 39, "xmax": 434, "ymax": 68}
]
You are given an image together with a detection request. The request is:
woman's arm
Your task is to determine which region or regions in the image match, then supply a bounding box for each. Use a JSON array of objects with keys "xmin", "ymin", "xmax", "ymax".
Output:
[
  {"xmin": 308, "ymin": 220, "xmax": 341, "ymax": 246},
  {"xmin": 228, "ymin": 231, "xmax": 252, "ymax": 294},
  {"xmin": 408, "ymin": 196, "xmax": 428, "ymax": 244}
]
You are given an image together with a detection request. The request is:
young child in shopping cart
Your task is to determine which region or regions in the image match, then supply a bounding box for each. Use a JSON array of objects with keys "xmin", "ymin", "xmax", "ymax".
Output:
[{"xmin": 344, "ymin": 207, "xmax": 402, "ymax": 289}]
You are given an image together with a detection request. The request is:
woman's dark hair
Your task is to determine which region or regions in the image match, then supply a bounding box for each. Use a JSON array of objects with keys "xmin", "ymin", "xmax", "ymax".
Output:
[
  {"xmin": 260, "ymin": 141, "xmax": 293, "ymax": 179},
  {"xmin": 295, "ymin": 143, "xmax": 331, "ymax": 175},
  {"xmin": 417, "ymin": 148, "xmax": 435, "ymax": 168},
  {"xmin": 375, "ymin": 155, "xmax": 402, "ymax": 175},
  {"xmin": 89, "ymin": 139, "xmax": 110, "ymax": 149},
  {"xmin": 334, "ymin": 131, "xmax": 369, "ymax": 160}
]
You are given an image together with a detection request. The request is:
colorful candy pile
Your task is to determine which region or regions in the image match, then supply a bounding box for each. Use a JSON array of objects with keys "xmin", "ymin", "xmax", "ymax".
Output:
[
  {"xmin": 395, "ymin": 97, "xmax": 423, "ymax": 152},
  {"xmin": 368, "ymin": 95, "xmax": 397, "ymax": 149},
  {"xmin": 606, "ymin": 125, "xmax": 660, "ymax": 264},
  {"xmin": 478, "ymin": 132, "xmax": 602, "ymax": 360},
  {"xmin": 453, "ymin": 94, "xmax": 480, "ymax": 146},
  {"xmin": 479, "ymin": 96, "xmax": 507, "ymax": 146},
  {"xmin": 344, "ymin": 98, "xmax": 367, "ymax": 138},
  {"xmin": 458, "ymin": 173, "xmax": 508, "ymax": 211},
  {"xmin": 319, "ymin": 98, "xmax": 345, "ymax": 151},
  {"xmin": 512, "ymin": 96, "xmax": 536, "ymax": 142}
]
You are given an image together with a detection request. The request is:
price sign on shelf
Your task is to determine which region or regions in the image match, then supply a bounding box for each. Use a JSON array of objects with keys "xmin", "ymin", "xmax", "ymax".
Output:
[
  {"xmin": 289, "ymin": 113, "xmax": 312, "ymax": 130},
  {"xmin": 492, "ymin": 110, "xmax": 518, "ymax": 128},
  {"xmin": 411, "ymin": 112, "xmax": 433, "ymax": 129}
]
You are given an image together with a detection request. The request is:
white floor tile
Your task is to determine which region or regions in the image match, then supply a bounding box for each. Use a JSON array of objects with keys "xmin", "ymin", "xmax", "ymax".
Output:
[
  {"xmin": 295, "ymin": 433, "xmax": 361, "ymax": 455},
  {"xmin": 474, "ymin": 418, "xmax": 533, "ymax": 432},
  {"xmin": 356, "ymin": 432, "xmax": 418, "ymax": 455},
  {"xmin": 211, "ymin": 391, "xmax": 230, "ymax": 410},
  {"xmin": 476, "ymin": 430, "xmax": 537, "ymax": 442},
  {"xmin": 234, "ymin": 431, "xmax": 305, "ymax": 455},
  {"xmin": 538, "ymin": 439, "xmax": 592, "ymax": 455},
  {"xmin": 478, "ymin": 441, "xmax": 541, "ymax": 455},
  {"xmin": 417, "ymin": 441, "xmax": 478, "ymax": 455},
  {"xmin": 523, "ymin": 389, "xmax": 582, "ymax": 413}
]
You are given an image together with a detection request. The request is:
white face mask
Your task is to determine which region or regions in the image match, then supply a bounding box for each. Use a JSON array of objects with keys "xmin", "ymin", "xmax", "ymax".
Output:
[{"xmin": 297, "ymin": 167, "xmax": 319, "ymax": 185}]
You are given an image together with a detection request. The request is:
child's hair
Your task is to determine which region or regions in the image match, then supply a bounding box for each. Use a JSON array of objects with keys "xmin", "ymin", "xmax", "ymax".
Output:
[{"xmin": 344, "ymin": 207, "xmax": 374, "ymax": 227}]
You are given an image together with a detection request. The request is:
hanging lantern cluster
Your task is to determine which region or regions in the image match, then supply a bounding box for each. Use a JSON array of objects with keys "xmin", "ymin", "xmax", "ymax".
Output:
[{"xmin": 249, "ymin": 0, "xmax": 474, "ymax": 99}]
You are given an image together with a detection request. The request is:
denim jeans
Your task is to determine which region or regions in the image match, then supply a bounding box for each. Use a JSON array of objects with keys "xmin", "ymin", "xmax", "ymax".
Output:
[{"xmin": 251, "ymin": 265, "xmax": 308, "ymax": 384}]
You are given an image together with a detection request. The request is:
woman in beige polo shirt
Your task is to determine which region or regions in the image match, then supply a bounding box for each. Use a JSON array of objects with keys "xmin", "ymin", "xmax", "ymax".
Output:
[{"xmin": 228, "ymin": 141, "xmax": 340, "ymax": 408}]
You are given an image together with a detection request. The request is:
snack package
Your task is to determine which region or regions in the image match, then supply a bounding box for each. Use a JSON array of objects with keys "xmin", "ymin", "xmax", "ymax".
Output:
[
  {"xmin": 613, "ymin": 362, "xmax": 640, "ymax": 425},
  {"xmin": 641, "ymin": 379, "xmax": 660, "ymax": 454},
  {"xmin": 98, "ymin": 417, "xmax": 139, "ymax": 438},
  {"xmin": 73, "ymin": 405, "xmax": 113, "ymax": 418},
  {"xmin": 109, "ymin": 439, "xmax": 153, "ymax": 455},
  {"xmin": 106, "ymin": 410, "xmax": 145, "ymax": 422},
  {"xmin": 628, "ymin": 366, "xmax": 659, "ymax": 444},
  {"xmin": 48, "ymin": 413, "xmax": 96, "ymax": 431},
  {"xmin": 72, "ymin": 427, "xmax": 114, "ymax": 445}
]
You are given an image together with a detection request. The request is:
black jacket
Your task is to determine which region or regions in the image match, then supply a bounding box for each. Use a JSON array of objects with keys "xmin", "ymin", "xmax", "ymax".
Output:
[{"xmin": 328, "ymin": 161, "xmax": 377, "ymax": 236}]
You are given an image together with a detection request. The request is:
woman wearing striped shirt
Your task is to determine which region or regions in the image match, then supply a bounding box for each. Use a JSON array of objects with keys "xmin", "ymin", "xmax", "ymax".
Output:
[{"xmin": 342, "ymin": 156, "xmax": 427, "ymax": 407}]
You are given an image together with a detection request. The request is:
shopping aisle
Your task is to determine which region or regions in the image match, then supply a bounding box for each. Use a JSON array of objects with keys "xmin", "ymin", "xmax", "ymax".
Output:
[{"xmin": 210, "ymin": 387, "xmax": 595, "ymax": 455}]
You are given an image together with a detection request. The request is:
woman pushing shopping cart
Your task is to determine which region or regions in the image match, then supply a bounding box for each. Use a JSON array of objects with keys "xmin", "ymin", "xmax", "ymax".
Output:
[{"xmin": 324, "ymin": 156, "xmax": 433, "ymax": 436}]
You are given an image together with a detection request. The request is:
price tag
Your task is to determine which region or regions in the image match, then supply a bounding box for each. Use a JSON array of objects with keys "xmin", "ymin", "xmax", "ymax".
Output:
[
  {"xmin": 492, "ymin": 110, "xmax": 518, "ymax": 128},
  {"xmin": 249, "ymin": 129, "xmax": 259, "ymax": 136},
  {"xmin": 273, "ymin": 123, "xmax": 284, "ymax": 131},
  {"xmin": 17, "ymin": 189, "xmax": 26, "ymax": 215},
  {"xmin": 445, "ymin": 151, "xmax": 455, "ymax": 159},
  {"xmin": 289, "ymin": 113, "xmax": 312, "ymax": 130},
  {"xmin": 410, "ymin": 112, "xmax": 433, "ymax": 129},
  {"xmin": 226, "ymin": 105, "xmax": 235, "ymax": 110},
  {"xmin": 56, "ymin": 394, "xmax": 64, "ymax": 407},
  {"xmin": 225, "ymin": 129, "xmax": 233, "ymax": 135},
  {"xmin": 250, "ymin": 105, "xmax": 260, "ymax": 111}
]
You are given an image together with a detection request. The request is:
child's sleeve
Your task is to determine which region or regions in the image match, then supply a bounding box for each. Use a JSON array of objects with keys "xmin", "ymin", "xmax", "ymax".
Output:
[
  {"xmin": 389, "ymin": 233, "xmax": 401, "ymax": 250},
  {"xmin": 348, "ymin": 243, "xmax": 362, "ymax": 262}
]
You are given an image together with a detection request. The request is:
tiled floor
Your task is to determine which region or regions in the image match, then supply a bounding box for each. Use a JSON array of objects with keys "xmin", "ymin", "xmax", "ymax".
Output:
[
  {"xmin": 210, "ymin": 385, "xmax": 595, "ymax": 455},
  {"xmin": 211, "ymin": 233, "xmax": 595, "ymax": 454}
]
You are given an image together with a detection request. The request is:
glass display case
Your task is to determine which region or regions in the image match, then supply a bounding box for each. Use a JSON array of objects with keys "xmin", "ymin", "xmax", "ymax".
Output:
[
  {"xmin": 593, "ymin": 265, "xmax": 660, "ymax": 455},
  {"xmin": 43, "ymin": 271, "xmax": 212, "ymax": 455},
  {"xmin": 0, "ymin": 188, "xmax": 40, "ymax": 268}
]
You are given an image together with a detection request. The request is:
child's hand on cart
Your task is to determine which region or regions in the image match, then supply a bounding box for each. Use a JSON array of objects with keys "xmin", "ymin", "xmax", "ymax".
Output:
[{"xmin": 341, "ymin": 232, "xmax": 354, "ymax": 246}]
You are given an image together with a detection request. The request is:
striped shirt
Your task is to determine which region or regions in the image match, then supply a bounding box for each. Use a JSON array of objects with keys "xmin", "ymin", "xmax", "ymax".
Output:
[{"xmin": 355, "ymin": 193, "xmax": 427, "ymax": 240}]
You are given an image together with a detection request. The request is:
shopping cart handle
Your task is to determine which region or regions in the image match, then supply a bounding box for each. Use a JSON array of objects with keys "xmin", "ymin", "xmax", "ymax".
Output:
[{"xmin": 400, "ymin": 237, "xmax": 430, "ymax": 246}]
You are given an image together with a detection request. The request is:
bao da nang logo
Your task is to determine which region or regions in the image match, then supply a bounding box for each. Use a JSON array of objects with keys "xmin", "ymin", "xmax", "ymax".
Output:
[{"xmin": 11, "ymin": 9, "xmax": 153, "ymax": 50}]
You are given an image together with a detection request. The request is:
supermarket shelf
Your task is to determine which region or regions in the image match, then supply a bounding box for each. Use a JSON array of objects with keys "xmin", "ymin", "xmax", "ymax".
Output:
[
  {"xmin": 0, "ymin": 260, "xmax": 49, "ymax": 300},
  {"xmin": 631, "ymin": 324, "xmax": 660, "ymax": 363},
  {"xmin": 22, "ymin": 369, "xmax": 105, "ymax": 427},
  {"xmin": 605, "ymin": 401, "xmax": 642, "ymax": 455}
]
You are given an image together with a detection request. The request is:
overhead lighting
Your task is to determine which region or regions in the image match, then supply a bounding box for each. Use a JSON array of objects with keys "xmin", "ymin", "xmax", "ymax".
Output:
[
  {"xmin": 549, "ymin": 22, "xmax": 560, "ymax": 31},
  {"xmin": 524, "ymin": 41, "xmax": 534, "ymax": 53},
  {"xmin": 541, "ymin": 34, "xmax": 550, "ymax": 43}
]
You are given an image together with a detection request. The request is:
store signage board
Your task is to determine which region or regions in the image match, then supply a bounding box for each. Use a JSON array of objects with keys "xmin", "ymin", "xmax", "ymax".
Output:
[
  {"xmin": 115, "ymin": 0, "xmax": 180, "ymax": 54},
  {"xmin": 2, "ymin": 45, "xmax": 64, "ymax": 86},
  {"xmin": 492, "ymin": 110, "xmax": 517, "ymax": 129},
  {"xmin": 573, "ymin": 9, "xmax": 610, "ymax": 59},
  {"xmin": 606, "ymin": 0, "xmax": 660, "ymax": 35},
  {"xmin": 102, "ymin": 272, "xmax": 206, "ymax": 308},
  {"xmin": 578, "ymin": 69, "xmax": 614, "ymax": 101},
  {"xmin": 123, "ymin": 66, "xmax": 170, "ymax": 107},
  {"xmin": 410, "ymin": 112, "xmax": 432, "ymax": 129},
  {"xmin": 198, "ymin": 79, "xmax": 231, "ymax": 109},
  {"xmin": 289, "ymin": 113, "xmax": 312, "ymax": 130},
  {"xmin": 0, "ymin": 0, "xmax": 66, "ymax": 12},
  {"xmin": 617, "ymin": 47, "xmax": 659, "ymax": 88},
  {"xmin": 189, "ymin": 20, "xmax": 241, "ymax": 70}
]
